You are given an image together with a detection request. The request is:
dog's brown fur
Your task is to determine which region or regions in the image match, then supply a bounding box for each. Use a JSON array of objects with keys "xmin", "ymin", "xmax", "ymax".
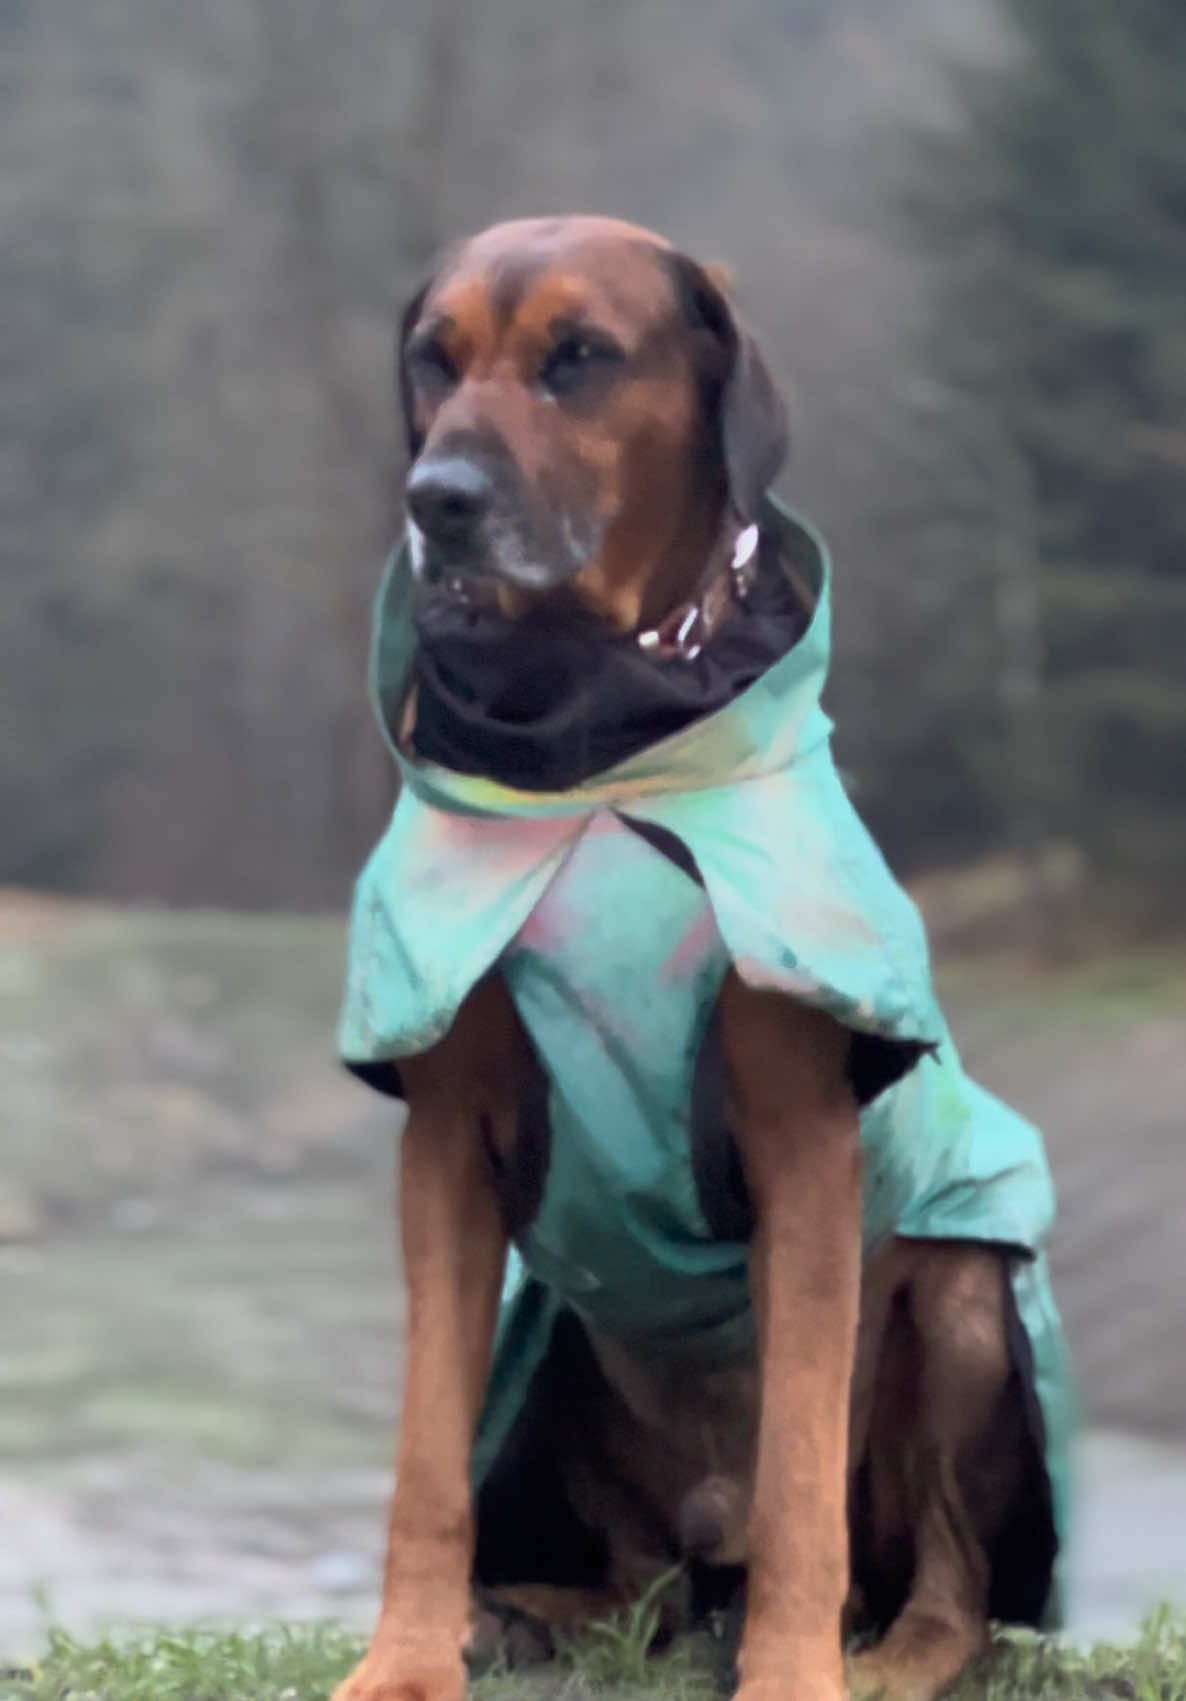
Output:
[{"xmin": 333, "ymin": 218, "xmax": 1047, "ymax": 1701}]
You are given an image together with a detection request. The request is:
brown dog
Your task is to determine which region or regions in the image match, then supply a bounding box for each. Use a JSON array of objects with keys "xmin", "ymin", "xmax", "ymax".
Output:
[{"xmin": 332, "ymin": 217, "xmax": 1056, "ymax": 1701}]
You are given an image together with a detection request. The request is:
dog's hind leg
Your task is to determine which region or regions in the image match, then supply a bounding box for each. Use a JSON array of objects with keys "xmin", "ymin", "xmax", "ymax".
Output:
[
  {"xmin": 467, "ymin": 1584, "xmax": 634, "ymax": 1671},
  {"xmin": 848, "ymin": 1243, "xmax": 1023, "ymax": 1701}
]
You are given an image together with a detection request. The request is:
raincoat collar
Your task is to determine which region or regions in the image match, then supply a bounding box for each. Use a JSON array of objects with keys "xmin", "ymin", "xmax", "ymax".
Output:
[{"xmin": 368, "ymin": 495, "xmax": 834, "ymax": 819}]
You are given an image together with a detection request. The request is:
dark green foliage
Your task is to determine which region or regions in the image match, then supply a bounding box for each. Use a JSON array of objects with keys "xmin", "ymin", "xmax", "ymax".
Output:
[
  {"xmin": 0, "ymin": 0, "xmax": 1038, "ymax": 907},
  {"xmin": 906, "ymin": 0, "xmax": 1186, "ymax": 892},
  {"xmin": 6, "ymin": 0, "xmax": 1184, "ymax": 905}
]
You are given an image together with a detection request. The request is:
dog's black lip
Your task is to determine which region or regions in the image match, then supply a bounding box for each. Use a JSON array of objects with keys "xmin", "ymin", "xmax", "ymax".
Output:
[
  {"xmin": 431, "ymin": 572, "xmax": 478, "ymax": 606},
  {"xmin": 423, "ymin": 556, "xmax": 581, "ymax": 594},
  {"xmin": 418, "ymin": 554, "xmax": 491, "ymax": 606},
  {"xmin": 415, "ymin": 578, "xmax": 607, "ymax": 641},
  {"xmin": 416, "ymin": 551, "xmax": 586, "ymax": 623}
]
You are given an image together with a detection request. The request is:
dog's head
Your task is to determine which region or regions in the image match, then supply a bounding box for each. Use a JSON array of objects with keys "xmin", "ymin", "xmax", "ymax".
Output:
[{"xmin": 398, "ymin": 216, "xmax": 787, "ymax": 630}]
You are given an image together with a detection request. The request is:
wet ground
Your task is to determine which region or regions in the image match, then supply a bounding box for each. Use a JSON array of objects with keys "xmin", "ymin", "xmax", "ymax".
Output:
[
  {"xmin": 4, "ymin": 1176, "xmax": 1185, "ymax": 1657},
  {"xmin": 2, "ymin": 899, "xmax": 1184, "ymax": 1658}
]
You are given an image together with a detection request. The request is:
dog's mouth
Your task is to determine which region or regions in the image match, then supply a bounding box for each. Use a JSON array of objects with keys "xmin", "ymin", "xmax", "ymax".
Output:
[
  {"xmin": 413, "ymin": 566, "xmax": 607, "ymax": 650},
  {"xmin": 425, "ymin": 569, "xmax": 481, "ymax": 610},
  {"xmin": 420, "ymin": 549, "xmax": 582, "ymax": 596},
  {"xmin": 414, "ymin": 564, "xmax": 579, "ymax": 631},
  {"xmin": 407, "ymin": 481, "xmax": 603, "ymax": 609}
]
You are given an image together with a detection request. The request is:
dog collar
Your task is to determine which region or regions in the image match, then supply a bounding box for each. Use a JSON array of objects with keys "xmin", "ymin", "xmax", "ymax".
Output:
[{"xmin": 636, "ymin": 522, "xmax": 761, "ymax": 662}]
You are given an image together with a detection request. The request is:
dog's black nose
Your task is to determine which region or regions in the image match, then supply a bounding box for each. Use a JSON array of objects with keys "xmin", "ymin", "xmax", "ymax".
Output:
[{"xmin": 405, "ymin": 457, "xmax": 493, "ymax": 545}]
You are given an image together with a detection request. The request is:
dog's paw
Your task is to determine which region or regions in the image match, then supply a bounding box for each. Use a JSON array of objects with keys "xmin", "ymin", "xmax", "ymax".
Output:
[
  {"xmin": 331, "ymin": 1640, "xmax": 465, "ymax": 1701},
  {"xmin": 467, "ymin": 1596, "xmax": 554, "ymax": 1672},
  {"xmin": 735, "ymin": 1658, "xmax": 848, "ymax": 1701},
  {"xmin": 846, "ymin": 1610, "xmax": 988, "ymax": 1701},
  {"xmin": 735, "ymin": 1682, "xmax": 847, "ymax": 1701}
]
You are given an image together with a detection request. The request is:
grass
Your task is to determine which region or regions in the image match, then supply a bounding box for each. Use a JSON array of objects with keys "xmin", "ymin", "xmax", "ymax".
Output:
[
  {"xmin": 5, "ymin": 1612, "xmax": 1186, "ymax": 1701},
  {"xmin": 550, "ymin": 1568, "xmax": 699, "ymax": 1691},
  {"xmin": 1, "ymin": 1623, "xmax": 364, "ymax": 1701}
]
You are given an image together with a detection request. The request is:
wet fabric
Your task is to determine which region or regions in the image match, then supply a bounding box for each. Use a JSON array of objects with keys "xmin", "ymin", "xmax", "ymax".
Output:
[{"xmin": 339, "ymin": 497, "xmax": 1075, "ymax": 1624}]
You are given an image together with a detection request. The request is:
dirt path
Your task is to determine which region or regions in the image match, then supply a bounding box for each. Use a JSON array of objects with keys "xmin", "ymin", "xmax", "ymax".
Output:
[{"xmin": 936, "ymin": 954, "xmax": 1186, "ymax": 1434}]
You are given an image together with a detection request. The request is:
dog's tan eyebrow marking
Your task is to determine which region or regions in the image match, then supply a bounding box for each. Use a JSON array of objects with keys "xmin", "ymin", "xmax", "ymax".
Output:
[
  {"xmin": 425, "ymin": 276, "xmax": 497, "ymax": 358},
  {"xmin": 545, "ymin": 314, "xmax": 624, "ymax": 350},
  {"xmin": 506, "ymin": 271, "xmax": 648, "ymax": 361}
]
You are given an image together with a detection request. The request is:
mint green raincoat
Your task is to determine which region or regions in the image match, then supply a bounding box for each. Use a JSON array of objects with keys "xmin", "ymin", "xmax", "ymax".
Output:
[{"xmin": 340, "ymin": 500, "xmax": 1073, "ymax": 1622}]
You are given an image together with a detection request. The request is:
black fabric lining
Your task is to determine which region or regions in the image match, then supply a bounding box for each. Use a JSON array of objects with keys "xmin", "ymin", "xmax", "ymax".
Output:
[
  {"xmin": 616, "ymin": 813, "xmax": 705, "ymax": 886},
  {"xmin": 345, "ymin": 1056, "xmax": 404, "ymax": 1099},
  {"xmin": 849, "ymin": 1034, "xmax": 934, "ymax": 1107},
  {"xmin": 690, "ymin": 1002, "xmax": 752, "ymax": 1242},
  {"xmin": 407, "ymin": 531, "xmax": 808, "ymax": 791},
  {"xmin": 991, "ymin": 1256, "xmax": 1059, "ymax": 1626}
]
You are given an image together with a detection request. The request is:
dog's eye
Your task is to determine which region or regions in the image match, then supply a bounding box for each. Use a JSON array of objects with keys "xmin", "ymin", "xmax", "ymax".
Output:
[
  {"xmin": 407, "ymin": 338, "xmax": 458, "ymax": 391},
  {"xmin": 540, "ymin": 334, "xmax": 622, "ymax": 398}
]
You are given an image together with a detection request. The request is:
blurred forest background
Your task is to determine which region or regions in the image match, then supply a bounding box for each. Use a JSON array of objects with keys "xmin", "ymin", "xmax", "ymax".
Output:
[
  {"xmin": 3, "ymin": 0, "xmax": 1185, "ymax": 1655},
  {"xmin": 4, "ymin": 0, "xmax": 1184, "ymax": 914}
]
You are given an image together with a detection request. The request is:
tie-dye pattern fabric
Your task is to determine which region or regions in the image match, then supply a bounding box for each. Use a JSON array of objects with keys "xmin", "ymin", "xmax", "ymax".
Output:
[{"xmin": 338, "ymin": 498, "xmax": 1074, "ymax": 1622}]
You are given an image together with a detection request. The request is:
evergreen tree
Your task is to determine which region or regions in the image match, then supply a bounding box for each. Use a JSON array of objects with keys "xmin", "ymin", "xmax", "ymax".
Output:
[{"xmin": 908, "ymin": 0, "xmax": 1186, "ymax": 891}]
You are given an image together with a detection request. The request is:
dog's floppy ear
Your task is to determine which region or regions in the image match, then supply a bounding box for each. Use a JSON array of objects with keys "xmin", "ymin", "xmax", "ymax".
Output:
[
  {"xmin": 666, "ymin": 252, "xmax": 788, "ymax": 521},
  {"xmin": 395, "ymin": 278, "xmax": 431, "ymax": 459}
]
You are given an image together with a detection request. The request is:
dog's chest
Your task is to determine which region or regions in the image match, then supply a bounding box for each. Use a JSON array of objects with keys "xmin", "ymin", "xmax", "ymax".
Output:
[
  {"xmin": 505, "ymin": 808, "xmax": 725, "ymax": 1082},
  {"xmin": 498, "ymin": 809, "xmax": 750, "ymax": 1349}
]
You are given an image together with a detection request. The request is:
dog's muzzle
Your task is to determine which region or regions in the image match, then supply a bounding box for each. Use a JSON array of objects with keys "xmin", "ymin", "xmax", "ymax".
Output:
[
  {"xmin": 405, "ymin": 456, "xmax": 494, "ymax": 556},
  {"xmin": 404, "ymin": 439, "xmax": 595, "ymax": 593}
]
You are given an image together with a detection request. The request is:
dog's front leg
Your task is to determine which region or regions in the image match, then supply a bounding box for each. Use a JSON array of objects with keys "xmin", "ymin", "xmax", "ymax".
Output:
[
  {"xmin": 720, "ymin": 972, "xmax": 862, "ymax": 1701},
  {"xmin": 334, "ymin": 979, "xmax": 519, "ymax": 1701}
]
